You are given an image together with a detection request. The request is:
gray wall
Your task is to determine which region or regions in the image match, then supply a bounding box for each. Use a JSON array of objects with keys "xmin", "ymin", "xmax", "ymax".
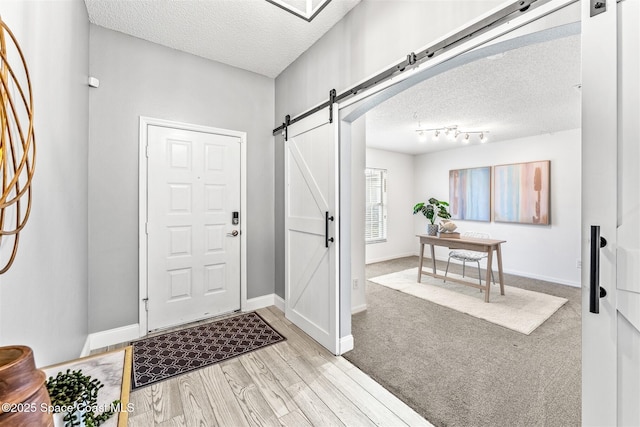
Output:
[
  {"xmin": 274, "ymin": 0, "xmax": 504, "ymax": 336},
  {"xmin": 89, "ymin": 26, "xmax": 275, "ymax": 333},
  {"xmin": 0, "ymin": 0, "xmax": 90, "ymax": 365}
]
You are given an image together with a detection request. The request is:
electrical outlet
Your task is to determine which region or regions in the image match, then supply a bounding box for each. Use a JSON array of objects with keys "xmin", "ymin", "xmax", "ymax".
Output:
[
  {"xmin": 352, "ymin": 279, "xmax": 359, "ymax": 289},
  {"xmin": 576, "ymin": 260, "xmax": 582, "ymax": 269}
]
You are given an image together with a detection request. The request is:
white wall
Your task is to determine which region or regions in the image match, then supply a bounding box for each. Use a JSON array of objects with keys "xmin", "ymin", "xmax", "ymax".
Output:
[
  {"xmin": 365, "ymin": 148, "xmax": 416, "ymax": 264},
  {"xmin": 414, "ymin": 129, "xmax": 581, "ymax": 286},
  {"xmin": 88, "ymin": 26, "xmax": 275, "ymax": 333},
  {"xmin": 0, "ymin": 1, "xmax": 90, "ymax": 365}
]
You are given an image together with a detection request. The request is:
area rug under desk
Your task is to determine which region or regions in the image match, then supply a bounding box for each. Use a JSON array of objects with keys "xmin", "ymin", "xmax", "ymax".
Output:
[
  {"xmin": 131, "ymin": 311, "xmax": 285, "ymax": 389},
  {"xmin": 369, "ymin": 268, "xmax": 568, "ymax": 335}
]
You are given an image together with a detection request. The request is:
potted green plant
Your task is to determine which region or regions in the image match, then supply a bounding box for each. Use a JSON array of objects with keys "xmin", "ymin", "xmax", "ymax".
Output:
[
  {"xmin": 413, "ymin": 197, "xmax": 451, "ymax": 236},
  {"xmin": 46, "ymin": 368, "xmax": 120, "ymax": 427}
]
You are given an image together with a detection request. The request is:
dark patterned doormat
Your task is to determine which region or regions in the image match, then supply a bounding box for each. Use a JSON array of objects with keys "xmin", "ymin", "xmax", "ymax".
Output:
[{"xmin": 131, "ymin": 311, "xmax": 285, "ymax": 389}]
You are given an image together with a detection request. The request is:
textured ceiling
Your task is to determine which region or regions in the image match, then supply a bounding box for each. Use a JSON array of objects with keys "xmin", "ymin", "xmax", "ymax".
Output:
[
  {"xmin": 84, "ymin": 0, "xmax": 360, "ymax": 78},
  {"xmin": 84, "ymin": 1, "xmax": 579, "ymax": 154},
  {"xmin": 365, "ymin": 34, "xmax": 581, "ymax": 155}
]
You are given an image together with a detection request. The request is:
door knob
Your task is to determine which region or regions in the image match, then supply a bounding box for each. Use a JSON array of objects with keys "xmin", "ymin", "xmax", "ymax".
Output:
[{"xmin": 227, "ymin": 230, "xmax": 239, "ymax": 237}]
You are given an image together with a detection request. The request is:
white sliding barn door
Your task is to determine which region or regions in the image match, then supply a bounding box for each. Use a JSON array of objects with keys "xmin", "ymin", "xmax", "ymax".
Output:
[
  {"xmin": 285, "ymin": 108, "xmax": 340, "ymax": 354},
  {"xmin": 582, "ymin": 0, "xmax": 640, "ymax": 425},
  {"xmin": 146, "ymin": 125, "xmax": 242, "ymax": 331}
]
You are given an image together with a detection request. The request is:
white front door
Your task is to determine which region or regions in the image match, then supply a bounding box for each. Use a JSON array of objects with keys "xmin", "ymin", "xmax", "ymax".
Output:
[
  {"xmin": 582, "ymin": 0, "xmax": 640, "ymax": 425},
  {"xmin": 285, "ymin": 108, "xmax": 340, "ymax": 354},
  {"xmin": 146, "ymin": 125, "xmax": 241, "ymax": 331}
]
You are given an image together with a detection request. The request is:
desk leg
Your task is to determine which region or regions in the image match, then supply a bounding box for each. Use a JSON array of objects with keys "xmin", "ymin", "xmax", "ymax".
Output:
[
  {"xmin": 430, "ymin": 244, "xmax": 436, "ymax": 274},
  {"xmin": 418, "ymin": 243, "xmax": 425, "ymax": 282},
  {"xmin": 496, "ymin": 243, "xmax": 505, "ymax": 296},
  {"xmin": 484, "ymin": 249, "xmax": 493, "ymax": 303}
]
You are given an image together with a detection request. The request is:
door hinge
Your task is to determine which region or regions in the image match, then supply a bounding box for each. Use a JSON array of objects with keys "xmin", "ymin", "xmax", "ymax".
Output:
[
  {"xmin": 142, "ymin": 298, "xmax": 149, "ymax": 311},
  {"xmin": 145, "ymin": 145, "xmax": 150, "ymax": 157},
  {"xmin": 145, "ymin": 222, "xmax": 149, "ymax": 234}
]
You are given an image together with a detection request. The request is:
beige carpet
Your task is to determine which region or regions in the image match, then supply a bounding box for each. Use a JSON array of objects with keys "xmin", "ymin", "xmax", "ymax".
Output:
[{"xmin": 369, "ymin": 267, "xmax": 567, "ymax": 335}]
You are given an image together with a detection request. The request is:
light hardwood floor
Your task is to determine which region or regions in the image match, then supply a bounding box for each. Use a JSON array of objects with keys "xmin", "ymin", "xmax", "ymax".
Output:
[{"xmin": 125, "ymin": 306, "xmax": 431, "ymax": 427}]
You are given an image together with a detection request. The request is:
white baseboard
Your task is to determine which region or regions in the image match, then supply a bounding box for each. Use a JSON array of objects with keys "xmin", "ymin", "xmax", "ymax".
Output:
[
  {"xmin": 351, "ymin": 304, "xmax": 367, "ymax": 314},
  {"xmin": 501, "ymin": 268, "xmax": 580, "ymax": 288},
  {"xmin": 426, "ymin": 256, "xmax": 580, "ymax": 288},
  {"xmin": 339, "ymin": 335, "xmax": 354, "ymax": 354},
  {"xmin": 366, "ymin": 252, "xmax": 418, "ymax": 265},
  {"xmin": 80, "ymin": 336, "xmax": 92, "ymax": 358},
  {"xmin": 87, "ymin": 324, "xmax": 141, "ymax": 352},
  {"xmin": 244, "ymin": 293, "xmax": 277, "ymax": 311},
  {"xmin": 274, "ymin": 294, "xmax": 285, "ymax": 312},
  {"xmin": 245, "ymin": 293, "xmax": 288, "ymax": 312}
]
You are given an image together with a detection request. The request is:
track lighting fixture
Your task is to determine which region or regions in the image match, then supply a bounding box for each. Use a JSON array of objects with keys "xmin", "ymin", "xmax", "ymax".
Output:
[
  {"xmin": 418, "ymin": 131, "xmax": 427, "ymax": 143},
  {"xmin": 414, "ymin": 121, "xmax": 490, "ymax": 144}
]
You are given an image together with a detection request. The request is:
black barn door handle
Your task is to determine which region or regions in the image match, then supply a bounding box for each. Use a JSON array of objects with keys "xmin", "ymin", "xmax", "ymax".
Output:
[
  {"xmin": 325, "ymin": 211, "xmax": 334, "ymax": 248},
  {"xmin": 589, "ymin": 225, "xmax": 608, "ymax": 314}
]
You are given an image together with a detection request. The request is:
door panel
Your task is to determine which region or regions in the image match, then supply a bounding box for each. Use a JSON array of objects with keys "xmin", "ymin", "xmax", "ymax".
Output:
[
  {"xmin": 285, "ymin": 108, "xmax": 339, "ymax": 354},
  {"xmin": 147, "ymin": 125, "xmax": 241, "ymax": 331},
  {"xmin": 618, "ymin": 313, "xmax": 640, "ymax": 426},
  {"xmin": 583, "ymin": 0, "xmax": 640, "ymax": 424},
  {"xmin": 616, "ymin": 0, "xmax": 640, "ymax": 424},
  {"xmin": 581, "ymin": 0, "xmax": 618, "ymax": 422}
]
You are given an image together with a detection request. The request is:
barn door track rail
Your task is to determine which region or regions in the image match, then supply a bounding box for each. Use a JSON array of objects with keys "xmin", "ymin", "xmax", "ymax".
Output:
[{"xmin": 273, "ymin": 0, "xmax": 539, "ymax": 139}]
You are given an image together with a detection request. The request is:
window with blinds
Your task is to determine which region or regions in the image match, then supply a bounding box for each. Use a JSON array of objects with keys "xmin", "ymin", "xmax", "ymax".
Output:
[{"xmin": 365, "ymin": 168, "xmax": 387, "ymax": 243}]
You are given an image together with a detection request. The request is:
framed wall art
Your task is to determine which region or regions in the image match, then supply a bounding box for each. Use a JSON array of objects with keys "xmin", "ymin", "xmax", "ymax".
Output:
[
  {"xmin": 448, "ymin": 166, "xmax": 491, "ymax": 222},
  {"xmin": 494, "ymin": 160, "xmax": 550, "ymax": 225}
]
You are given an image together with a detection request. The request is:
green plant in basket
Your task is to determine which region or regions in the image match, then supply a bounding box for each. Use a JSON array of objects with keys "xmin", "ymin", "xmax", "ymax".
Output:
[
  {"xmin": 413, "ymin": 197, "xmax": 451, "ymax": 225},
  {"xmin": 46, "ymin": 369, "xmax": 120, "ymax": 427}
]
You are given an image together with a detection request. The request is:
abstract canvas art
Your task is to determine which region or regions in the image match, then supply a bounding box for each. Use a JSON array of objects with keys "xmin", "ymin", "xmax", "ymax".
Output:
[
  {"xmin": 494, "ymin": 160, "xmax": 550, "ymax": 225},
  {"xmin": 449, "ymin": 167, "xmax": 491, "ymax": 221}
]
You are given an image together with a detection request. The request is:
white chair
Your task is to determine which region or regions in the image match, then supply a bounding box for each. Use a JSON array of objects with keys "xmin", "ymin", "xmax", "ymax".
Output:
[{"xmin": 444, "ymin": 231, "xmax": 495, "ymax": 287}]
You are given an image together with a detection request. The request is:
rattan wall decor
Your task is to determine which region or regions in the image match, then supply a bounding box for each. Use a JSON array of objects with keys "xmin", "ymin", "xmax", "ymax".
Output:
[{"xmin": 0, "ymin": 17, "xmax": 35, "ymax": 274}]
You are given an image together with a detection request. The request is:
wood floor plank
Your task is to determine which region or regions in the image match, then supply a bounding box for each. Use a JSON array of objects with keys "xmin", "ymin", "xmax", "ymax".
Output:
[
  {"xmin": 239, "ymin": 351, "xmax": 299, "ymax": 417},
  {"xmin": 151, "ymin": 378, "xmax": 185, "ymax": 424},
  {"xmin": 317, "ymin": 356, "xmax": 410, "ymax": 427},
  {"xmin": 286, "ymin": 354, "xmax": 377, "ymax": 427},
  {"xmin": 264, "ymin": 309, "xmax": 347, "ymax": 370},
  {"xmin": 278, "ymin": 408, "xmax": 313, "ymax": 427},
  {"xmin": 269, "ymin": 334, "xmax": 302, "ymax": 362},
  {"xmin": 345, "ymin": 367, "xmax": 432, "ymax": 427},
  {"xmin": 177, "ymin": 371, "xmax": 219, "ymax": 427},
  {"xmin": 129, "ymin": 383, "xmax": 152, "ymax": 416},
  {"xmin": 258, "ymin": 345, "xmax": 304, "ymax": 388},
  {"xmin": 156, "ymin": 415, "xmax": 186, "ymax": 427},
  {"xmin": 264, "ymin": 316, "xmax": 328, "ymax": 364},
  {"xmin": 128, "ymin": 410, "xmax": 154, "ymax": 427},
  {"xmin": 258, "ymin": 345, "xmax": 345, "ymax": 427},
  {"xmin": 285, "ymin": 380, "xmax": 346, "ymax": 427},
  {"xmin": 198, "ymin": 364, "xmax": 250, "ymax": 427},
  {"xmin": 255, "ymin": 307, "xmax": 278, "ymax": 323},
  {"xmin": 220, "ymin": 358, "xmax": 281, "ymax": 427},
  {"xmin": 332, "ymin": 355, "xmax": 357, "ymax": 373},
  {"xmin": 266, "ymin": 306, "xmax": 292, "ymax": 325}
]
